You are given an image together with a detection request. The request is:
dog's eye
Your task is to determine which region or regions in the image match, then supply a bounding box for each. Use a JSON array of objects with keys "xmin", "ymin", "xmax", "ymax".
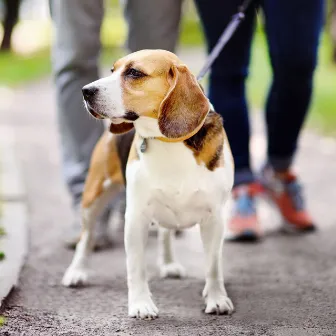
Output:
[
  {"xmin": 125, "ymin": 68, "xmax": 146, "ymax": 79},
  {"xmin": 110, "ymin": 67, "xmax": 114, "ymax": 73}
]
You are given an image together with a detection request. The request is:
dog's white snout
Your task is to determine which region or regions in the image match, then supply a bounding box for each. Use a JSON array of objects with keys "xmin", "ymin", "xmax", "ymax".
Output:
[{"xmin": 87, "ymin": 73, "xmax": 125, "ymax": 119}]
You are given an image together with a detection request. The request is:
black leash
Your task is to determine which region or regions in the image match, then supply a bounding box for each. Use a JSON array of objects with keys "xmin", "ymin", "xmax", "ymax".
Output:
[{"xmin": 197, "ymin": 0, "xmax": 257, "ymax": 82}]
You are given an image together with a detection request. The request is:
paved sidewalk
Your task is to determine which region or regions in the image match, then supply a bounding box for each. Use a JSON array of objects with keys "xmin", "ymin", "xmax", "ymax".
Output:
[{"xmin": 0, "ymin": 49, "xmax": 336, "ymax": 335}]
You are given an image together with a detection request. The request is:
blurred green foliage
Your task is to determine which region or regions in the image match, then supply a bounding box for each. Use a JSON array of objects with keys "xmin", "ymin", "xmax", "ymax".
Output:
[
  {"xmin": 0, "ymin": 315, "xmax": 6, "ymax": 326},
  {"xmin": 0, "ymin": 50, "xmax": 51, "ymax": 86}
]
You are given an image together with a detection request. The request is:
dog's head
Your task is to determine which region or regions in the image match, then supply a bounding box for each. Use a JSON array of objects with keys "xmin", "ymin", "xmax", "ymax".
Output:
[{"xmin": 82, "ymin": 50, "xmax": 209, "ymax": 140}]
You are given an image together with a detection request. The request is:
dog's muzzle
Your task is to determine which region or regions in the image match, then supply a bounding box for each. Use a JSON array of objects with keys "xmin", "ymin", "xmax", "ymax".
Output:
[{"xmin": 82, "ymin": 85, "xmax": 104, "ymax": 119}]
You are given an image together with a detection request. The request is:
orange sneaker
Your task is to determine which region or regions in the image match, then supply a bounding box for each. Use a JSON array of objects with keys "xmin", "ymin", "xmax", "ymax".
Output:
[
  {"xmin": 226, "ymin": 183, "xmax": 263, "ymax": 242},
  {"xmin": 260, "ymin": 166, "xmax": 315, "ymax": 233}
]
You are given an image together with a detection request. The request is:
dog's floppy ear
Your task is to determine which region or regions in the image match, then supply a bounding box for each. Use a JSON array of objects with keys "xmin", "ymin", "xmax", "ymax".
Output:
[
  {"xmin": 109, "ymin": 122, "xmax": 134, "ymax": 134},
  {"xmin": 158, "ymin": 64, "xmax": 209, "ymax": 139}
]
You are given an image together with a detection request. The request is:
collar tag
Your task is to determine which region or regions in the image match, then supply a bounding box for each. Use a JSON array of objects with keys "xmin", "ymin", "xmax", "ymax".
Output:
[{"xmin": 140, "ymin": 138, "xmax": 147, "ymax": 153}]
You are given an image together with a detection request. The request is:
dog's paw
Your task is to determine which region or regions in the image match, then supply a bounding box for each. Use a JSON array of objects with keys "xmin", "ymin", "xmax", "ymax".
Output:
[
  {"xmin": 61, "ymin": 267, "xmax": 88, "ymax": 287},
  {"xmin": 160, "ymin": 262, "xmax": 186, "ymax": 279},
  {"xmin": 204, "ymin": 294, "xmax": 234, "ymax": 315},
  {"xmin": 129, "ymin": 298, "xmax": 159, "ymax": 319}
]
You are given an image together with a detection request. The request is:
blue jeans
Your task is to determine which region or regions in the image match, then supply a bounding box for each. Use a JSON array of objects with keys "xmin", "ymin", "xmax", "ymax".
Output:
[{"xmin": 194, "ymin": 0, "xmax": 325, "ymax": 185}]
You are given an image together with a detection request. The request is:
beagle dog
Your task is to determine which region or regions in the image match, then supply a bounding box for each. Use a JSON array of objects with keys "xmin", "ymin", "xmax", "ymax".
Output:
[{"xmin": 61, "ymin": 50, "xmax": 235, "ymax": 319}]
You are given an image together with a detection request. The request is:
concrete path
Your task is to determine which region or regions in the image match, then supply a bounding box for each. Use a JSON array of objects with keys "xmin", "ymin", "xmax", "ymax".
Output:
[{"xmin": 0, "ymin": 49, "xmax": 336, "ymax": 336}]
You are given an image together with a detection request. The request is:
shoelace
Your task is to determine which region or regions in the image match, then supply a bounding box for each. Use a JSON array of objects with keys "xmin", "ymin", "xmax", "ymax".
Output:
[{"xmin": 285, "ymin": 180, "xmax": 305, "ymax": 211}]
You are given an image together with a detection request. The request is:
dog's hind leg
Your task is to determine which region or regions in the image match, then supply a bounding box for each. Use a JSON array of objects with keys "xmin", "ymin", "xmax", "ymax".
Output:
[{"xmin": 157, "ymin": 227, "xmax": 186, "ymax": 278}]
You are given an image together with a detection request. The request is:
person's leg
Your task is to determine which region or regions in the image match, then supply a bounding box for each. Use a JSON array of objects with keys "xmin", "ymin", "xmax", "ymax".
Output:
[
  {"xmin": 195, "ymin": 0, "xmax": 264, "ymax": 242},
  {"xmin": 194, "ymin": 0, "xmax": 257, "ymax": 185},
  {"xmin": 123, "ymin": 0, "xmax": 183, "ymax": 53},
  {"xmin": 50, "ymin": 0, "xmax": 104, "ymax": 204},
  {"xmin": 50, "ymin": 0, "xmax": 110, "ymax": 248},
  {"xmin": 263, "ymin": 0, "xmax": 324, "ymax": 170},
  {"xmin": 261, "ymin": 0, "xmax": 324, "ymax": 231}
]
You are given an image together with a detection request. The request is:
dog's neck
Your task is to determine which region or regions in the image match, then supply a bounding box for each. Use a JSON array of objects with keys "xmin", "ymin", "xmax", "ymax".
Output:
[{"xmin": 134, "ymin": 117, "xmax": 163, "ymax": 139}]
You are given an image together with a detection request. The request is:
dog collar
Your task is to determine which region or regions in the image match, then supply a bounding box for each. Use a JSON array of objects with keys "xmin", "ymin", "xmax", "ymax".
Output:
[
  {"xmin": 140, "ymin": 137, "xmax": 148, "ymax": 153},
  {"xmin": 138, "ymin": 107, "xmax": 211, "ymax": 153}
]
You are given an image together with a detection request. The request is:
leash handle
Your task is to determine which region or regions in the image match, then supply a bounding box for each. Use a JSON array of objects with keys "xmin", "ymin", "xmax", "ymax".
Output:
[{"xmin": 196, "ymin": 0, "xmax": 256, "ymax": 82}]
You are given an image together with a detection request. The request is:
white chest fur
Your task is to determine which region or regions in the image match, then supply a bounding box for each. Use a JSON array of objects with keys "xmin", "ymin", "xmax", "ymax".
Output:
[{"xmin": 126, "ymin": 138, "xmax": 234, "ymax": 230}]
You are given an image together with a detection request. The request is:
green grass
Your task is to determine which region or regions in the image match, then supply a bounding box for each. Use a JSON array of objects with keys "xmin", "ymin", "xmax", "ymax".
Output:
[
  {"xmin": 0, "ymin": 315, "xmax": 6, "ymax": 327},
  {"xmin": 310, "ymin": 35, "xmax": 336, "ymax": 132},
  {"xmin": 0, "ymin": 226, "xmax": 6, "ymax": 236},
  {"xmin": 180, "ymin": 12, "xmax": 204, "ymax": 46},
  {"xmin": 0, "ymin": 49, "xmax": 51, "ymax": 87}
]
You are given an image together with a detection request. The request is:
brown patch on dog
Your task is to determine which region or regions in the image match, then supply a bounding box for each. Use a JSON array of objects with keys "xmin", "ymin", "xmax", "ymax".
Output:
[
  {"xmin": 109, "ymin": 122, "xmax": 134, "ymax": 134},
  {"xmin": 82, "ymin": 132, "xmax": 124, "ymax": 208},
  {"xmin": 110, "ymin": 51, "xmax": 210, "ymax": 139},
  {"xmin": 118, "ymin": 50, "xmax": 179, "ymax": 121},
  {"xmin": 158, "ymin": 64, "xmax": 209, "ymax": 139},
  {"xmin": 184, "ymin": 111, "xmax": 227, "ymax": 171}
]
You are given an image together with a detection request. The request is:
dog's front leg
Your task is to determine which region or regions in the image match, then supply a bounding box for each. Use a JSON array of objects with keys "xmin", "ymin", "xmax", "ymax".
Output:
[
  {"xmin": 200, "ymin": 212, "xmax": 234, "ymax": 315},
  {"xmin": 125, "ymin": 210, "xmax": 158, "ymax": 319}
]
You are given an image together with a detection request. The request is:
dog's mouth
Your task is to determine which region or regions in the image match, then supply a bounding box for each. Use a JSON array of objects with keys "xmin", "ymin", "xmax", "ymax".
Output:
[
  {"xmin": 84, "ymin": 101, "xmax": 130, "ymax": 124},
  {"xmin": 88, "ymin": 107, "xmax": 104, "ymax": 120},
  {"xmin": 85, "ymin": 101, "xmax": 105, "ymax": 120}
]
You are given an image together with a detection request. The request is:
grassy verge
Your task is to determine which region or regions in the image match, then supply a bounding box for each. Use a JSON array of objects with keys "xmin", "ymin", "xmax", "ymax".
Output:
[
  {"xmin": 0, "ymin": 49, "xmax": 51, "ymax": 87},
  {"xmin": 0, "ymin": 315, "xmax": 6, "ymax": 327}
]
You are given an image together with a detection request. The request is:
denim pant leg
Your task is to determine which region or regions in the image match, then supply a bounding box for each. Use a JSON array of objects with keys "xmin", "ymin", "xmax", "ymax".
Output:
[
  {"xmin": 263, "ymin": 0, "xmax": 325, "ymax": 171},
  {"xmin": 194, "ymin": 0, "xmax": 257, "ymax": 186}
]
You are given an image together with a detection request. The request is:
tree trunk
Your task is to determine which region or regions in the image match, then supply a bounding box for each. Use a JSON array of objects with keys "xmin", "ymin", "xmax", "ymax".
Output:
[
  {"xmin": 331, "ymin": 0, "xmax": 336, "ymax": 63},
  {"xmin": 1, "ymin": 0, "xmax": 21, "ymax": 52}
]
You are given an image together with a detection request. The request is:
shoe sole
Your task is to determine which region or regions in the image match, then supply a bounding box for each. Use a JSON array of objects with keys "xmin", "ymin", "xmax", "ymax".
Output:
[
  {"xmin": 281, "ymin": 221, "xmax": 316, "ymax": 234},
  {"xmin": 225, "ymin": 230, "xmax": 261, "ymax": 243}
]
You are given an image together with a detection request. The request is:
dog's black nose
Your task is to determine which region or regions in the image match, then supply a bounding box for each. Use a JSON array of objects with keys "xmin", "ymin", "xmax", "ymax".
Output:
[{"xmin": 82, "ymin": 86, "xmax": 98, "ymax": 99}]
